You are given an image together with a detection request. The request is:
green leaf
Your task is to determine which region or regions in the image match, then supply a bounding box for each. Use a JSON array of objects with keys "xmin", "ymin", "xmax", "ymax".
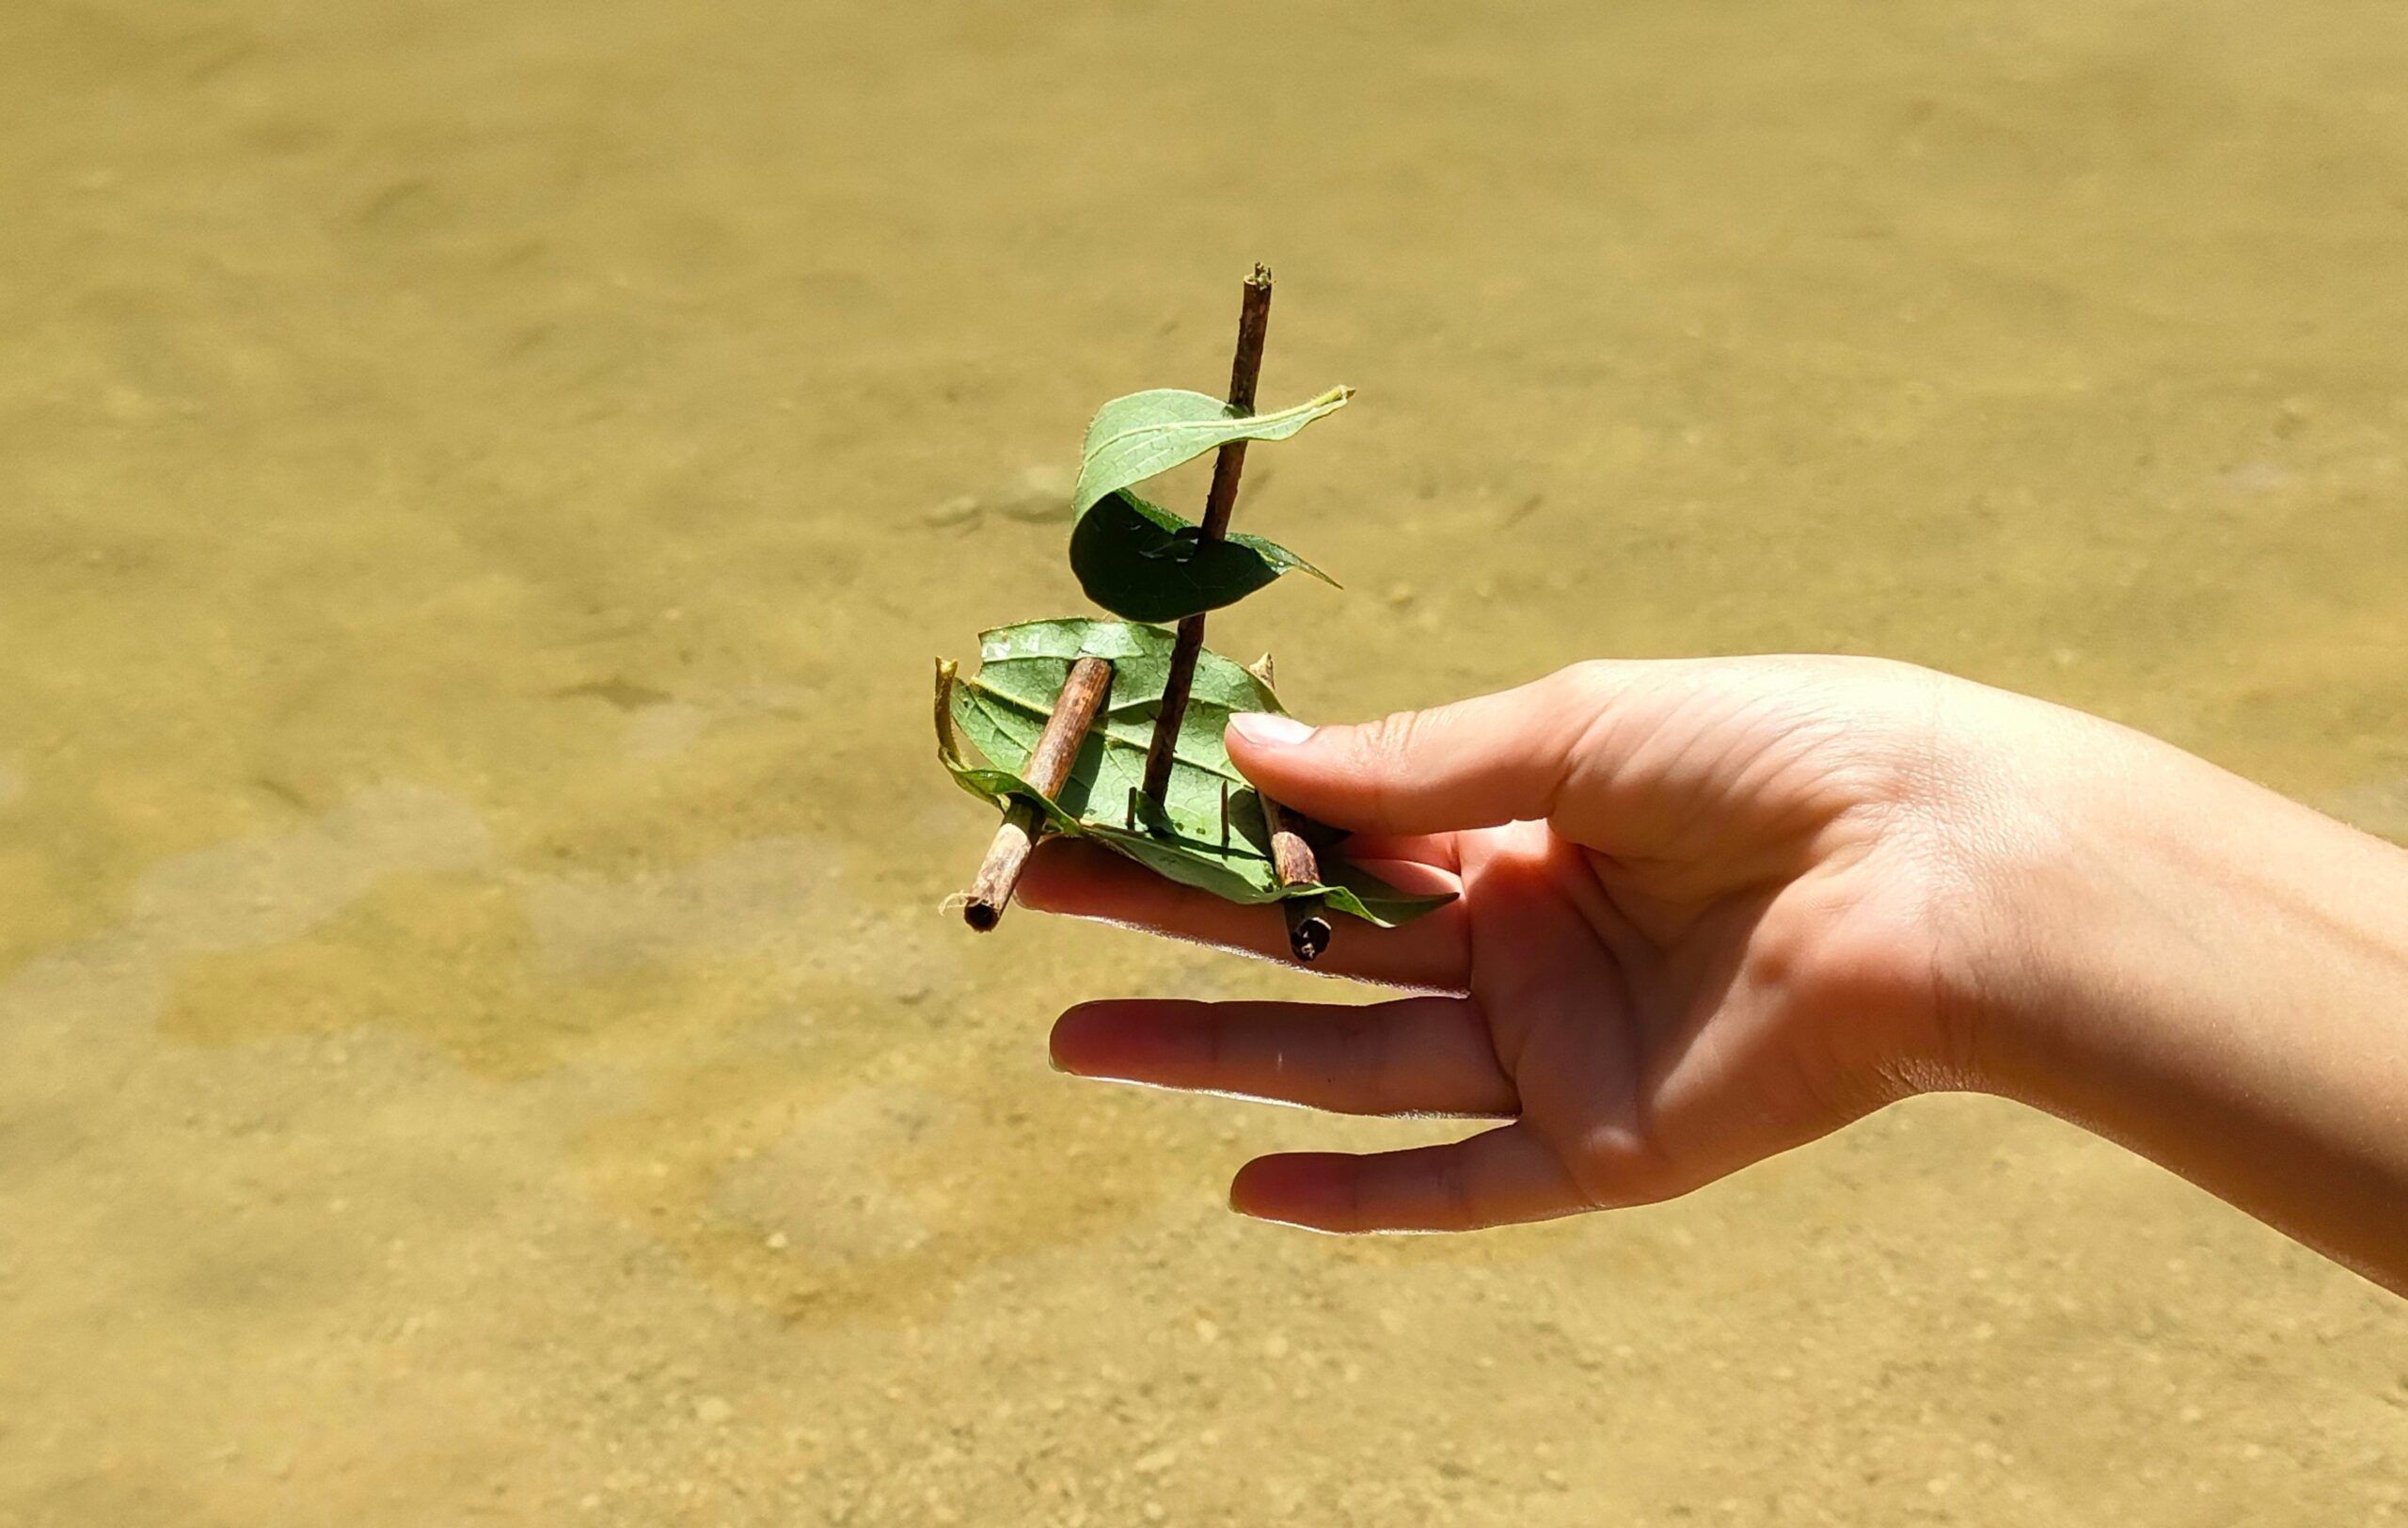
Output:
[
  {"xmin": 934, "ymin": 625, "xmax": 1450, "ymax": 930},
  {"xmin": 1065, "ymin": 386, "xmax": 1351, "ymax": 622},
  {"xmin": 1072, "ymin": 386, "xmax": 1353, "ymax": 516},
  {"xmin": 1069, "ymin": 489, "xmax": 1338, "ymax": 623}
]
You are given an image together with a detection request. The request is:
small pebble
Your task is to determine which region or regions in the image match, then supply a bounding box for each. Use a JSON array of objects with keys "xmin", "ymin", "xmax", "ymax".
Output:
[
  {"xmin": 995, "ymin": 465, "xmax": 1075, "ymax": 522},
  {"xmin": 922, "ymin": 495, "xmax": 981, "ymax": 530}
]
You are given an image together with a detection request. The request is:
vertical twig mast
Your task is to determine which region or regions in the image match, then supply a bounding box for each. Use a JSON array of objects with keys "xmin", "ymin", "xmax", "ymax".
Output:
[{"xmin": 1139, "ymin": 264, "xmax": 1273, "ymax": 806}]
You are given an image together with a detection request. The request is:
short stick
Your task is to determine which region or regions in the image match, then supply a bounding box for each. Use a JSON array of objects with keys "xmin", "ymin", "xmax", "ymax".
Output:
[
  {"xmin": 1261, "ymin": 795, "xmax": 1333, "ymax": 963},
  {"xmin": 1246, "ymin": 655, "xmax": 1333, "ymax": 963},
  {"xmin": 1141, "ymin": 264, "xmax": 1273, "ymax": 807},
  {"xmin": 963, "ymin": 656, "xmax": 1114, "ymax": 931}
]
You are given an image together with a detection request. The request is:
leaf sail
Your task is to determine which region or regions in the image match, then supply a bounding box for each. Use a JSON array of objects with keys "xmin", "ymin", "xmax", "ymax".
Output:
[
  {"xmin": 935, "ymin": 620, "xmax": 1450, "ymax": 929},
  {"xmin": 1072, "ymin": 386, "xmax": 1353, "ymax": 514},
  {"xmin": 1067, "ymin": 387, "xmax": 1351, "ymax": 623},
  {"xmin": 1069, "ymin": 489, "xmax": 1338, "ymax": 624}
]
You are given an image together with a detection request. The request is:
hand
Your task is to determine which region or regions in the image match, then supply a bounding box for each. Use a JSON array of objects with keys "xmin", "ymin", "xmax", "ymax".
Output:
[{"xmin": 1021, "ymin": 656, "xmax": 2039, "ymax": 1233}]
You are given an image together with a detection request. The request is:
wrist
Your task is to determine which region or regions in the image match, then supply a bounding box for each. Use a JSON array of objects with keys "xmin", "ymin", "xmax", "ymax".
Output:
[
  {"xmin": 1912, "ymin": 699, "xmax": 2200, "ymax": 1105},
  {"xmin": 1942, "ymin": 710, "xmax": 2408, "ymax": 1114},
  {"xmin": 1861, "ymin": 671, "xmax": 2408, "ymax": 1287}
]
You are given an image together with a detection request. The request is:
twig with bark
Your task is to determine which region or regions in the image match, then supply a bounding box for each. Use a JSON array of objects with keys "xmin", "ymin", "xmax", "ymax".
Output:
[
  {"xmin": 961, "ymin": 656, "xmax": 1114, "ymax": 931},
  {"xmin": 1139, "ymin": 264, "xmax": 1274, "ymax": 805}
]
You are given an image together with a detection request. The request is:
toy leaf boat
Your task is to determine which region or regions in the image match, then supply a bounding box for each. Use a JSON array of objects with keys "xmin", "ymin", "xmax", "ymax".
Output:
[{"xmin": 936, "ymin": 267, "xmax": 1452, "ymax": 961}]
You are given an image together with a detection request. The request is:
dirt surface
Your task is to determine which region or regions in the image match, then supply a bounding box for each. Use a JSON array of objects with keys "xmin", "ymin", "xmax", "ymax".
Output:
[{"xmin": 4, "ymin": 2, "xmax": 2407, "ymax": 1523}]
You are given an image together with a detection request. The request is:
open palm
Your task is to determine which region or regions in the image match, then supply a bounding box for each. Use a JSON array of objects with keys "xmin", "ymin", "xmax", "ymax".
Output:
[{"xmin": 1022, "ymin": 657, "xmax": 2010, "ymax": 1231}]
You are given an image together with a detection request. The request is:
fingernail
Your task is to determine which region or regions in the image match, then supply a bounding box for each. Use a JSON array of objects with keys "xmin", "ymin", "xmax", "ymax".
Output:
[{"xmin": 1229, "ymin": 712, "xmax": 1315, "ymax": 748}]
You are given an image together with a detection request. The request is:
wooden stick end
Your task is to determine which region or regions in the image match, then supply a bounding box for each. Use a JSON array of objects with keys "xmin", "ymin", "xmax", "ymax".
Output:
[{"xmin": 1284, "ymin": 899, "xmax": 1332, "ymax": 963}]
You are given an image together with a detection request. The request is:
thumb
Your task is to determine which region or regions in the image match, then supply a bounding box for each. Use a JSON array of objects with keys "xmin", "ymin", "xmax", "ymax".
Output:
[{"xmin": 1226, "ymin": 663, "xmax": 1624, "ymax": 836}]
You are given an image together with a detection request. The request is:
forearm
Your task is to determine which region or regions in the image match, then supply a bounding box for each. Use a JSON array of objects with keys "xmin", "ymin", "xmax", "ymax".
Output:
[{"xmin": 1974, "ymin": 726, "xmax": 2408, "ymax": 1291}]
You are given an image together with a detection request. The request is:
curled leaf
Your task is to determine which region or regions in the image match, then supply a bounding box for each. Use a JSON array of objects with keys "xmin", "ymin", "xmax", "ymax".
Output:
[
  {"xmin": 1069, "ymin": 489, "xmax": 1337, "ymax": 623},
  {"xmin": 1065, "ymin": 387, "xmax": 1350, "ymax": 622},
  {"xmin": 1071, "ymin": 386, "xmax": 1353, "ymax": 515}
]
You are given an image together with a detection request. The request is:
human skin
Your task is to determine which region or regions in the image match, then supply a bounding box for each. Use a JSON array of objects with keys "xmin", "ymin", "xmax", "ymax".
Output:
[{"xmin": 1017, "ymin": 657, "xmax": 2408, "ymax": 1295}]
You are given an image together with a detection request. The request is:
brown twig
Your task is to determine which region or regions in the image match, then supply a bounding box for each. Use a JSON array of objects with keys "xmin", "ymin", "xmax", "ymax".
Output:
[
  {"xmin": 1261, "ymin": 797, "xmax": 1333, "ymax": 963},
  {"xmin": 962, "ymin": 656, "xmax": 1114, "ymax": 931},
  {"xmin": 1140, "ymin": 264, "xmax": 1273, "ymax": 807},
  {"xmin": 1246, "ymin": 655, "xmax": 1333, "ymax": 963}
]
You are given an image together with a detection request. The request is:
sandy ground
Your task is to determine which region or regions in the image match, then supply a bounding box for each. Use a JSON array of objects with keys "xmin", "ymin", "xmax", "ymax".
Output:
[{"xmin": 3, "ymin": 2, "xmax": 2407, "ymax": 1523}]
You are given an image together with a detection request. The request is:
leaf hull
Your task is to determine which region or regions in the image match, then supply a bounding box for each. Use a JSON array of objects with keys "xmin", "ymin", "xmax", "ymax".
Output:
[{"xmin": 936, "ymin": 621, "xmax": 1450, "ymax": 929}]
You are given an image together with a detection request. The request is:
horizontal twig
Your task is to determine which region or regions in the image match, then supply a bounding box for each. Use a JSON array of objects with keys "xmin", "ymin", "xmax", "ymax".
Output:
[
  {"xmin": 963, "ymin": 656, "xmax": 1114, "ymax": 931},
  {"xmin": 1247, "ymin": 655, "xmax": 1332, "ymax": 962}
]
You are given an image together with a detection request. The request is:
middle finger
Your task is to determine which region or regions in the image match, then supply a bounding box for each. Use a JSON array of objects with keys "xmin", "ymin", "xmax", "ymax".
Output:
[{"xmin": 1051, "ymin": 995, "xmax": 1517, "ymax": 1118}]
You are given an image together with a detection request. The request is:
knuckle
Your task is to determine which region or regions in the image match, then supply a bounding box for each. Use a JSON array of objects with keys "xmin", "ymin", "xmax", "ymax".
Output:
[
  {"xmin": 1359, "ymin": 1011, "xmax": 1402, "ymax": 1115},
  {"xmin": 1354, "ymin": 708, "xmax": 1424, "ymax": 768},
  {"xmin": 1557, "ymin": 658, "xmax": 1615, "ymax": 694},
  {"xmin": 1345, "ymin": 708, "xmax": 1425, "ymax": 825},
  {"xmin": 1552, "ymin": 660, "xmax": 1624, "ymax": 712},
  {"xmin": 1436, "ymin": 1149, "xmax": 1478, "ymax": 1227},
  {"xmin": 1562, "ymin": 1123, "xmax": 1678, "ymax": 1211}
]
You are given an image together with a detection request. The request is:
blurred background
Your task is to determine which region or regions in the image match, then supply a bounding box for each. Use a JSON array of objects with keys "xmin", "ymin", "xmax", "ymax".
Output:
[{"xmin": 4, "ymin": 2, "xmax": 2406, "ymax": 1523}]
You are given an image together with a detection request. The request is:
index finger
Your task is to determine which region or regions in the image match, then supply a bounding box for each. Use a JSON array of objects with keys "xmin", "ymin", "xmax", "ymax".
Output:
[
  {"xmin": 1015, "ymin": 838, "xmax": 1471, "ymax": 993},
  {"xmin": 1225, "ymin": 664, "xmax": 1624, "ymax": 837}
]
